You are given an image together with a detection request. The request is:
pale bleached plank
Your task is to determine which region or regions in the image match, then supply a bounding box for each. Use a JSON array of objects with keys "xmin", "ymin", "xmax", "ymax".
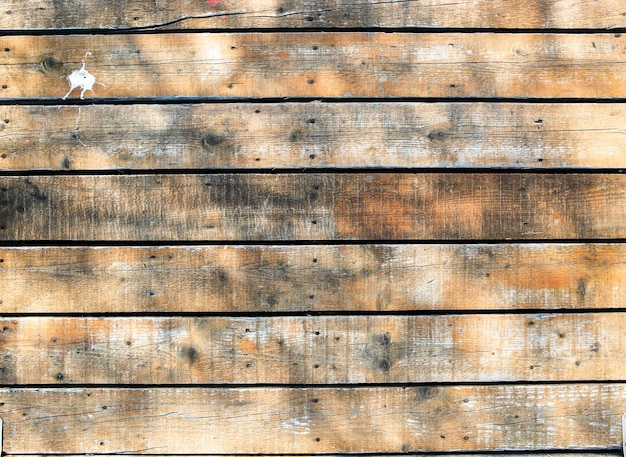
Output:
[
  {"xmin": 2, "ymin": 33, "xmax": 626, "ymax": 99},
  {"xmin": 1, "ymin": 0, "xmax": 624, "ymax": 30},
  {"xmin": 1, "ymin": 385, "xmax": 625, "ymax": 453},
  {"xmin": 0, "ymin": 244, "xmax": 623, "ymax": 313},
  {"xmin": 1, "ymin": 313, "xmax": 625, "ymax": 384},
  {"xmin": 2, "ymin": 103, "xmax": 625, "ymax": 170},
  {"xmin": 1, "ymin": 174, "xmax": 624, "ymax": 241}
]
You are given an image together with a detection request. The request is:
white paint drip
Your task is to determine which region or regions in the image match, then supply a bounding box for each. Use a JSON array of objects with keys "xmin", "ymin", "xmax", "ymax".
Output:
[
  {"xmin": 63, "ymin": 52, "xmax": 103, "ymax": 100},
  {"xmin": 74, "ymin": 106, "xmax": 86, "ymax": 146}
]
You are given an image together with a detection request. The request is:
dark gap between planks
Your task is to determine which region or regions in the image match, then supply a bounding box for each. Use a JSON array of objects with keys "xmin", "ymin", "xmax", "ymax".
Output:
[
  {"xmin": 3, "ymin": 97, "xmax": 626, "ymax": 106},
  {"xmin": 1, "ymin": 27, "xmax": 625, "ymax": 36}
]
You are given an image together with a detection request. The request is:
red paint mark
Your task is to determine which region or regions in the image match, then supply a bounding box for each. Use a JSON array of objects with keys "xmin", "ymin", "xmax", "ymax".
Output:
[{"xmin": 206, "ymin": 0, "xmax": 220, "ymax": 6}]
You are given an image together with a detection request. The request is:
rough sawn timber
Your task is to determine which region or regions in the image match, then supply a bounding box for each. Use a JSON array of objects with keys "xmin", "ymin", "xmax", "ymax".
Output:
[
  {"xmin": 1, "ymin": 313, "xmax": 625, "ymax": 384},
  {"xmin": 1, "ymin": 385, "xmax": 625, "ymax": 453},
  {"xmin": 3, "ymin": 33, "xmax": 626, "ymax": 100},
  {"xmin": 2, "ymin": 0, "xmax": 625, "ymax": 30},
  {"xmin": 2, "ymin": 103, "xmax": 626, "ymax": 170},
  {"xmin": 1, "ymin": 174, "xmax": 624, "ymax": 241},
  {"xmin": 3, "ymin": 455, "xmax": 617, "ymax": 457},
  {"xmin": 0, "ymin": 244, "xmax": 623, "ymax": 313}
]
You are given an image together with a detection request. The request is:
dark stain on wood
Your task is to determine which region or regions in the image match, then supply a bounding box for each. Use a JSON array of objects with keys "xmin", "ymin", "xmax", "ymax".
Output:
[
  {"xmin": 362, "ymin": 333, "xmax": 394, "ymax": 373},
  {"xmin": 415, "ymin": 385, "xmax": 440, "ymax": 402},
  {"xmin": 182, "ymin": 345, "xmax": 199, "ymax": 364},
  {"xmin": 40, "ymin": 56, "xmax": 64, "ymax": 75},
  {"xmin": 202, "ymin": 132, "xmax": 227, "ymax": 148}
]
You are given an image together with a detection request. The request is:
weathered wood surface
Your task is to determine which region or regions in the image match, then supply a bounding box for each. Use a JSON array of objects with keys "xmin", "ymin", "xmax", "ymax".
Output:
[
  {"xmin": 3, "ymin": 33, "xmax": 626, "ymax": 100},
  {"xmin": 3, "ymin": 0, "xmax": 626, "ymax": 455},
  {"xmin": 5, "ymin": 455, "xmax": 616, "ymax": 457},
  {"xmin": 1, "ymin": 244, "xmax": 623, "ymax": 313},
  {"xmin": 2, "ymin": 103, "xmax": 625, "ymax": 170},
  {"xmin": 1, "ymin": 313, "xmax": 624, "ymax": 384},
  {"xmin": 2, "ymin": 0, "xmax": 625, "ymax": 30},
  {"xmin": 1, "ymin": 385, "xmax": 625, "ymax": 453},
  {"xmin": 1, "ymin": 174, "xmax": 624, "ymax": 241}
]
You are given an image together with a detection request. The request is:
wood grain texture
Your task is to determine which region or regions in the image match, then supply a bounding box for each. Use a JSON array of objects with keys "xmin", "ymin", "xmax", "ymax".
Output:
[
  {"xmin": 1, "ymin": 385, "xmax": 625, "ymax": 453},
  {"xmin": 2, "ymin": 0, "xmax": 625, "ymax": 30},
  {"xmin": 1, "ymin": 313, "xmax": 625, "ymax": 384},
  {"xmin": 0, "ymin": 244, "xmax": 623, "ymax": 313},
  {"xmin": 2, "ymin": 33, "xmax": 626, "ymax": 100},
  {"xmin": 1, "ymin": 174, "xmax": 624, "ymax": 241},
  {"xmin": 2, "ymin": 103, "xmax": 625, "ymax": 171},
  {"xmin": 5, "ymin": 455, "xmax": 616, "ymax": 457}
]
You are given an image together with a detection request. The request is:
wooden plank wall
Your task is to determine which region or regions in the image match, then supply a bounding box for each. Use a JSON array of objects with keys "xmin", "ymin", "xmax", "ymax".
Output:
[{"xmin": 1, "ymin": 1, "xmax": 626, "ymax": 457}]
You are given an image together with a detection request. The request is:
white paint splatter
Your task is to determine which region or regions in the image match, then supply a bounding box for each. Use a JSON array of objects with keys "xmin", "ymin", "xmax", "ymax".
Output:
[{"xmin": 63, "ymin": 53, "xmax": 102, "ymax": 100}]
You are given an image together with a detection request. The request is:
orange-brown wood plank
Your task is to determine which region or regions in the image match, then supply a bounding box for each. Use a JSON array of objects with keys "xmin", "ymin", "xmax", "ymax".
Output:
[
  {"xmin": 1, "ymin": 385, "xmax": 625, "ymax": 453},
  {"xmin": 1, "ymin": 313, "xmax": 625, "ymax": 385},
  {"xmin": 2, "ymin": 33, "xmax": 626, "ymax": 100},
  {"xmin": 1, "ymin": 174, "xmax": 624, "ymax": 241},
  {"xmin": 2, "ymin": 0, "xmax": 625, "ymax": 30},
  {"xmin": 0, "ymin": 244, "xmax": 623, "ymax": 313},
  {"xmin": 2, "ymin": 103, "xmax": 625, "ymax": 171}
]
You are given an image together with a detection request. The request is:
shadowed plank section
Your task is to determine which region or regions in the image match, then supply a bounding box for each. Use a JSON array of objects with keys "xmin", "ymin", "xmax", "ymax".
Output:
[
  {"xmin": 2, "ymin": 33, "xmax": 626, "ymax": 100},
  {"xmin": 2, "ymin": 0, "xmax": 625, "ymax": 30},
  {"xmin": 1, "ymin": 313, "xmax": 625, "ymax": 384},
  {"xmin": 1, "ymin": 174, "xmax": 624, "ymax": 241},
  {"xmin": 1, "ymin": 385, "xmax": 625, "ymax": 453},
  {"xmin": 0, "ymin": 244, "xmax": 623, "ymax": 313},
  {"xmin": 2, "ymin": 103, "xmax": 626, "ymax": 170}
]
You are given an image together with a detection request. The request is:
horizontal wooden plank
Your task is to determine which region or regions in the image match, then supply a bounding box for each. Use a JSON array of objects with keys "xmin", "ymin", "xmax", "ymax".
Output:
[
  {"xmin": 6, "ymin": 450, "xmax": 615, "ymax": 457},
  {"xmin": 2, "ymin": 103, "xmax": 625, "ymax": 170},
  {"xmin": 1, "ymin": 385, "xmax": 625, "ymax": 453},
  {"xmin": 1, "ymin": 313, "xmax": 625, "ymax": 384},
  {"xmin": 1, "ymin": 244, "xmax": 623, "ymax": 313},
  {"xmin": 1, "ymin": 174, "xmax": 624, "ymax": 241},
  {"xmin": 2, "ymin": 33, "xmax": 626, "ymax": 100},
  {"xmin": 2, "ymin": 0, "xmax": 625, "ymax": 30}
]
